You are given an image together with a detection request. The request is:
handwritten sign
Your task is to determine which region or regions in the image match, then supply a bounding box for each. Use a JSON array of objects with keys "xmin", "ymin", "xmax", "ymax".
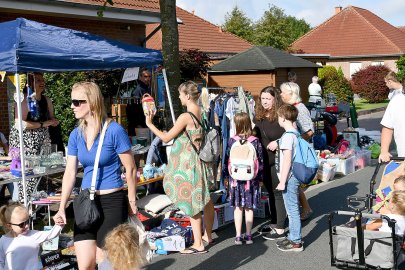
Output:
[{"xmin": 121, "ymin": 67, "xmax": 139, "ymax": 83}]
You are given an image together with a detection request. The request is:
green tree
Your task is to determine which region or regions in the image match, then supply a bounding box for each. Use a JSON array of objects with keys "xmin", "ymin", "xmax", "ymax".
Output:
[
  {"xmin": 318, "ymin": 66, "xmax": 353, "ymax": 102},
  {"xmin": 44, "ymin": 72, "xmax": 86, "ymax": 144},
  {"xmin": 396, "ymin": 56, "xmax": 405, "ymax": 81},
  {"xmin": 253, "ymin": 5, "xmax": 311, "ymax": 50},
  {"xmin": 223, "ymin": 6, "xmax": 254, "ymax": 42}
]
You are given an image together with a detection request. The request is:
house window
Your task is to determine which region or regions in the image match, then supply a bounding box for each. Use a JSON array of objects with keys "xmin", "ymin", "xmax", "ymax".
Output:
[
  {"xmin": 350, "ymin": 62, "xmax": 362, "ymax": 77},
  {"xmin": 371, "ymin": 61, "xmax": 384, "ymax": 66}
]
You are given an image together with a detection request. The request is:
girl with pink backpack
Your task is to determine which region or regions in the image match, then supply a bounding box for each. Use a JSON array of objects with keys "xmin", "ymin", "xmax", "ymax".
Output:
[{"xmin": 223, "ymin": 112, "xmax": 264, "ymax": 245}]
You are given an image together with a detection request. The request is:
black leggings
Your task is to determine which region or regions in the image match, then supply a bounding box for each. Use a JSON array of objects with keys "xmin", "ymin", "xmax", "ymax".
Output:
[
  {"xmin": 74, "ymin": 189, "xmax": 128, "ymax": 248},
  {"xmin": 263, "ymin": 164, "xmax": 287, "ymax": 229}
]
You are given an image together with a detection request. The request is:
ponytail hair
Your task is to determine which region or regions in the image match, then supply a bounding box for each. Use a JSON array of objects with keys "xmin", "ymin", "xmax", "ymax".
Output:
[{"xmin": 0, "ymin": 202, "xmax": 25, "ymax": 233}]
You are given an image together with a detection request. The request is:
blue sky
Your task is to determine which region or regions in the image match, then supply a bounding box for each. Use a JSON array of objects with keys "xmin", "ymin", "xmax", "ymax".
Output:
[{"xmin": 176, "ymin": 0, "xmax": 405, "ymax": 28}]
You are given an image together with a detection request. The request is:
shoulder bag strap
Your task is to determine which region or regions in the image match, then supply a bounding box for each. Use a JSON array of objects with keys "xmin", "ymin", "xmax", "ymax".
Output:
[
  {"xmin": 90, "ymin": 121, "xmax": 109, "ymax": 200},
  {"xmin": 185, "ymin": 112, "xmax": 200, "ymax": 155},
  {"xmin": 188, "ymin": 111, "xmax": 204, "ymax": 128}
]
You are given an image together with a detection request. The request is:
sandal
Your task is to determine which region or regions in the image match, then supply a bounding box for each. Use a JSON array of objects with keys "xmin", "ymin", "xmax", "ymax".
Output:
[
  {"xmin": 180, "ymin": 247, "xmax": 208, "ymax": 255},
  {"xmin": 300, "ymin": 209, "xmax": 313, "ymax": 221}
]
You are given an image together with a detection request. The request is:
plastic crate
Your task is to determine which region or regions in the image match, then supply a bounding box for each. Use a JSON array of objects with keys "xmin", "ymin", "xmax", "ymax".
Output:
[{"xmin": 316, "ymin": 162, "xmax": 337, "ymax": 182}]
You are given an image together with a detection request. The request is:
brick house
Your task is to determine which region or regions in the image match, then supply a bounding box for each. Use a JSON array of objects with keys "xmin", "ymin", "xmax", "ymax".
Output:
[
  {"xmin": 0, "ymin": 0, "xmax": 161, "ymax": 136},
  {"xmin": 291, "ymin": 6, "xmax": 405, "ymax": 79},
  {"xmin": 145, "ymin": 6, "xmax": 252, "ymax": 63}
]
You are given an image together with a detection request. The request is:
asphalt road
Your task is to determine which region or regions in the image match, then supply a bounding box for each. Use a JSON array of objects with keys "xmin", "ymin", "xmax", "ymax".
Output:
[{"xmin": 145, "ymin": 111, "xmax": 386, "ymax": 270}]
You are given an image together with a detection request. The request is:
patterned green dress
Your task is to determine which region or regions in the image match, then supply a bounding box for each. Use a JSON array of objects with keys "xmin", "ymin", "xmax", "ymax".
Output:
[{"xmin": 163, "ymin": 128, "xmax": 213, "ymax": 217}]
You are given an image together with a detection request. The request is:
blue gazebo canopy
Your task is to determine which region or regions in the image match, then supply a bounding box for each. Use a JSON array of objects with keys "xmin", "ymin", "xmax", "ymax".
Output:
[{"xmin": 0, "ymin": 18, "xmax": 163, "ymax": 73}]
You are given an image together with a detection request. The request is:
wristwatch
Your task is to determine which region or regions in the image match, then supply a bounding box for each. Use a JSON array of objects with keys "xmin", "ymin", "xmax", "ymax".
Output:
[{"xmin": 40, "ymin": 122, "xmax": 43, "ymax": 128}]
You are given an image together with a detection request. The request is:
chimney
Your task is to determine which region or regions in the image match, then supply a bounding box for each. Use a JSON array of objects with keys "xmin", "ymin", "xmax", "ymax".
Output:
[
  {"xmin": 335, "ymin": 6, "xmax": 342, "ymax": 14},
  {"xmin": 192, "ymin": 10, "xmax": 195, "ymax": 15},
  {"xmin": 218, "ymin": 25, "xmax": 222, "ymax": 33}
]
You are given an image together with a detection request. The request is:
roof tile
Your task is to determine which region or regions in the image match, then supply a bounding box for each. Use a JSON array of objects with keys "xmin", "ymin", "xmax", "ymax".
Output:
[
  {"xmin": 146, "ymin": 6, "xmax": 252, "ymax": 54},
  {"xmin": 62, "ymin": 0, "xmax": 160, "ymax": 13},
  {"xmin": 291, "ymin": 6, "xmax": 405, "ymax": 56}
]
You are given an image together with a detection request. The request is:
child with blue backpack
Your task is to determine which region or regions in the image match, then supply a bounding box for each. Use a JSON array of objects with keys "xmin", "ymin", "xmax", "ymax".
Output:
[
  {"xmin": 223, "ymin": 112, "xmax": 263, "ymax": 245},
  {"xmin": 275, "ymin": 104, "xmax": 304, "ymax": 252}
]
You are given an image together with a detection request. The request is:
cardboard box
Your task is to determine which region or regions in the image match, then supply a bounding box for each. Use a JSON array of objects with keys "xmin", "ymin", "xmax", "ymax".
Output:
[
  {"xmin": 111, "ymin": 104, "xmax": 127, "ymax": 117},
  {"xmin": 111, "ymin": 104, "xmax": 128, "ymax": 128},
  {"xmin": 155, "ymin": 235, "xmax": 185, "ymax": 251},
  {"xmin": 212, "ymin": 202, "xmax": 234, "ymax": 230}
]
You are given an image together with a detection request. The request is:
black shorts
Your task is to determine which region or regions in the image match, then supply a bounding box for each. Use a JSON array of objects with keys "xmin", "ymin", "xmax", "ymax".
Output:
[{"xmin": 74, "ymin": 189, "xmax": 128, "ymax": 248}]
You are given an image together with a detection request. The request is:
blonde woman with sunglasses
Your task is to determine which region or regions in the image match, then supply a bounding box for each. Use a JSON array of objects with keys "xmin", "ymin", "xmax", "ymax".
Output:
[{"xmin": 53, "ymin": 82, "xmax": 137, "ymax": 269}]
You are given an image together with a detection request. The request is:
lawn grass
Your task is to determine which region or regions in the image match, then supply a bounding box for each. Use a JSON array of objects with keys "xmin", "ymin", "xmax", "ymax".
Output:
[{"xmin": 354, "ymin": 99, "xmax": 389, "ymax": 111}]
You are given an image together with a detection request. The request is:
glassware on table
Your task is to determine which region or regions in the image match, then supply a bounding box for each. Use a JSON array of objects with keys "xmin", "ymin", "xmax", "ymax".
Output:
[
  {"xmin": 51, "ymin": 144, "xmax": 58, "ymax": 153},
  {"xmin": 41, "ymin": 144, "xmax": 52, "ymax": 156}
]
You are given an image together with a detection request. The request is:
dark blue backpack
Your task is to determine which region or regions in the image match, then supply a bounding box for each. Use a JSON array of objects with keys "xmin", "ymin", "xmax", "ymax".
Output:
[{"xmin": 286, "ymin": 131, "xmax": 319, "ymax": 184}]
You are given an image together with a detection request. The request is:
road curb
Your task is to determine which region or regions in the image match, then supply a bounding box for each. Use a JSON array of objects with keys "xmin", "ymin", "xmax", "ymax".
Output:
[{"xmin": 356, "ymin": 106, "xmax": 386, "ymax": 116}]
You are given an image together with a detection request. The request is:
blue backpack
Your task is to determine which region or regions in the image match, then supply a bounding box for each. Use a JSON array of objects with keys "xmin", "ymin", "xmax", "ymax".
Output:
[{"xmin": 286, "ymin": 131, "xmax": 319, "ymax": 184}]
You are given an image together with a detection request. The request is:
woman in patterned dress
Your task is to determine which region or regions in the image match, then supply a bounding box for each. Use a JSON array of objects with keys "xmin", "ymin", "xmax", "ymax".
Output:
[
  {"xmin": 145, "ymin": 81, "xmax": 215, "ymax": 254},
  {"xmin": 9, "ymin": 73, "xmax": 59, "ymax": 201}
]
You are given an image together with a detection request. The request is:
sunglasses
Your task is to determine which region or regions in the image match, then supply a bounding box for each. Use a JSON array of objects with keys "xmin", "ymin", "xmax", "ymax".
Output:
[
  {"xmin": 71, "ymin": 99, "xmax": 87, "ymax": 107},
  {"xmin": 9, "ymin": 218, "xmax": 30, "ymax": 228}
]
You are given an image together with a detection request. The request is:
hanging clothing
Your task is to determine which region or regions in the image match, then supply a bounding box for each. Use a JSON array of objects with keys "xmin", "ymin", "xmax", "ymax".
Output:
[
  {"xmin": 237, "ymin": 87, "xmax": 249, "ymax": 114},
  {"xmin": 225, "ymin": 97, "xmax": 239, "ymax": 138}
]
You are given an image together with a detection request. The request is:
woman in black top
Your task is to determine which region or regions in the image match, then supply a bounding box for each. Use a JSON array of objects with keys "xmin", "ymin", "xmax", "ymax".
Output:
[{"xmin": 254, "ymin": 86, "xmax": 288, "ymax": 239}]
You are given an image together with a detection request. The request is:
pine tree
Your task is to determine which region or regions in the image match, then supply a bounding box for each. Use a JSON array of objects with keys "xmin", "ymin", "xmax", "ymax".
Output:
[{"xmin": 223, "ymin": 6, "xmax": 254, "ymax": 42}]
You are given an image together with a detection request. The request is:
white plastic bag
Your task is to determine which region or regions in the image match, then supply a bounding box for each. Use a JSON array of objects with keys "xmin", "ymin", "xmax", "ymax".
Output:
[{"xmin": 128, "ymin": 215, "xmax": 153, "ymax": 263}]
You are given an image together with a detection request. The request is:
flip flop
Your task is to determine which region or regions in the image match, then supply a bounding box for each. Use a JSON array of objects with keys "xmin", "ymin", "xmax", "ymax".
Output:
[{"xmin": 180, "ymin": 247, "xmax": 208, "ymax": 255}]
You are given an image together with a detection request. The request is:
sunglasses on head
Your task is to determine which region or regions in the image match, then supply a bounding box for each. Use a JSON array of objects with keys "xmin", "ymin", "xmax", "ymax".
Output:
[
  {"xmin": 71, "ymin": 99, "xmax": 87, "ymax": 107},
  {"xmin": 9, "ymin": 218, "xmax": 30, "ymax": 228}
]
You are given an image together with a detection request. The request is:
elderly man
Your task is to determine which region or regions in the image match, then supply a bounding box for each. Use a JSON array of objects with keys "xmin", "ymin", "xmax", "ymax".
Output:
[{"xmin": 379, "ymin": 71, "xmax": 405, "ymax": 162}]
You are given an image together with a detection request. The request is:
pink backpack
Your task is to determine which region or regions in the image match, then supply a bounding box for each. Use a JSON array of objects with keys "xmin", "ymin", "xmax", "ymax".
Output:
[{"xmin": 228, "ymin": 136, "xmax": 259, "ymax": 181}]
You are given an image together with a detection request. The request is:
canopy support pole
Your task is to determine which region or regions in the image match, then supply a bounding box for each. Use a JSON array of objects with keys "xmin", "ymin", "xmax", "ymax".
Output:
[
  {"xmin": 15, "ymin": 74, "xmax": 28, "ymax": 207},
  {"xmin": 162, "ymin": 69, "xmax": 176, "ymax": 123}
]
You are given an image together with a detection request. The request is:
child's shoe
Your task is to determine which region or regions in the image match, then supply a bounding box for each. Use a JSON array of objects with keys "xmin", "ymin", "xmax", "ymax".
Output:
[
  {"xmin": 234, "ymin": 236, "xmax": 243, "ymax": 245},
  {"xmin": 244, "ymin": 234, "xmax": 253, "ymax": 245}
]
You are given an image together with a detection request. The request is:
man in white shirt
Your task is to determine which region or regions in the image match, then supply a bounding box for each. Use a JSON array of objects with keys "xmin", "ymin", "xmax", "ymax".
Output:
[{"xmin": 379, "ymin": 71, "xmax": 405, "ymax": 162}]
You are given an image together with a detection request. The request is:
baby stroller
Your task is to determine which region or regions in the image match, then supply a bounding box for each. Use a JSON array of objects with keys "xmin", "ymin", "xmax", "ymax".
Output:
[{"xmin": 328, "ymin": 158, "xmax": 405, "ymax": 269}]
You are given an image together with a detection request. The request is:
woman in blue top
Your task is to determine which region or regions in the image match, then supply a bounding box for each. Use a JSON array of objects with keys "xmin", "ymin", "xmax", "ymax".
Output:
[{"xmin": 53, "ymin": 82, "xmax": 136, "ymax": 269}]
